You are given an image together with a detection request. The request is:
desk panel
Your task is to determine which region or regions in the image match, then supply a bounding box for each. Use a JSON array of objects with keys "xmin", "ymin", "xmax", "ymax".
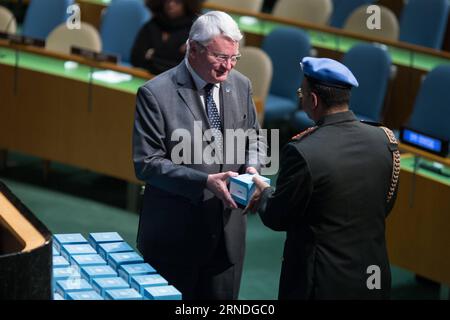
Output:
[
  {"xmin": 387, "ymin": 155, "xmax": 450, "ymax": 285},
  {"xmin": 0, "ymin": 49, "xmax": 143, "ymax": 183}
]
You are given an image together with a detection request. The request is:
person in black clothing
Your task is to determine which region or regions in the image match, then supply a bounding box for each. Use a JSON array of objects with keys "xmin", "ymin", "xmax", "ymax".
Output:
[
  {"xmin": 245, "ymin": 57, "xmax": 400, "ymax": 299},
  {"xmin": 131, "ymin": 0, "xmax": 202, "ymax": 75}
]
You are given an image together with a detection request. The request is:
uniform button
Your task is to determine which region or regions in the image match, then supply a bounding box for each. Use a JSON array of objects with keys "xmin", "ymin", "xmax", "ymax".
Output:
[{"xmin": 211, "ymin": 234, "xmax": 217, "ymax": 239}]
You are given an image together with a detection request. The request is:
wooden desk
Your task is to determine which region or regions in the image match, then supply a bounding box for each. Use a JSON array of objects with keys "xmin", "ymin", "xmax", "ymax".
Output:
[
  {"xmin": 399, "ymin": 143, "xmax": 450, "ymax": 167},
  {"xmin": 386, "ymin": 154, "xmax": 450, "ymax": 286},
  {"xmin": 0, "ymin": 43, "xmax": 150, "ymax": 183}
]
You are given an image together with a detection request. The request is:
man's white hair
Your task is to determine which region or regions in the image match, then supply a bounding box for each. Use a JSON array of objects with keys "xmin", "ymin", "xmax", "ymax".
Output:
[{"xmin": 187, "ymin": 11, "xmax": 243, "ymax": 53}]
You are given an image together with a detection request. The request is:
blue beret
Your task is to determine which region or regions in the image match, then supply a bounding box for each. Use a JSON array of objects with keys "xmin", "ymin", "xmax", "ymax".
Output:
[{"xmin": 301, "ymin": 57, "xmax": 359, "ymax": 88}]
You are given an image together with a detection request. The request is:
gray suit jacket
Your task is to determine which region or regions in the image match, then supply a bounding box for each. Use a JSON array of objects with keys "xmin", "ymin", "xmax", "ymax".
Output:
[{"xmin": 133, "ymin": 62, "xmax": 262, "ymax": 266}]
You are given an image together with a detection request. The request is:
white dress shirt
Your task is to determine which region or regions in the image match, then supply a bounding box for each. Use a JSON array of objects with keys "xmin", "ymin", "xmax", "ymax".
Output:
[{"xmin": 185, "ymin": 59, "xmax": 221, "ymax": 114}]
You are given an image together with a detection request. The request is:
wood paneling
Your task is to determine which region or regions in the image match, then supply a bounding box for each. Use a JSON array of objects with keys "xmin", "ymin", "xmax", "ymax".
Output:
[
  {"xmin": 387, "ymin": 160, "xmax": 450, "ymax": 285},
  {"xmin": 0, "ymin": 63, "xmax": 139, "ymax": 183}
]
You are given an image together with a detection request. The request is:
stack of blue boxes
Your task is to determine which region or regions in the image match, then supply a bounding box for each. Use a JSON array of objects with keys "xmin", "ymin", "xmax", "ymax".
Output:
[{"xmin": 52, "ymin": 232, "xmax": 182, "ymax": 300}]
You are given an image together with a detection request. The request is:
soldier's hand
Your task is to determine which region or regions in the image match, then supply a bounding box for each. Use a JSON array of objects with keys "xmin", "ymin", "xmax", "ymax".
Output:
[
  {"xmin": 253, "ymin": 175, "xmax": 270, "ymax": 191},
  {"xmin": 206, "ymin": 171, "xmax": 238, "ymax": 209},
  {"xmin": 246, "ymin": 166, "xmax": 258, "ymax": 174},
  {"xmin": 243, "ymin": 176, "xmax": 270, "ymax": 214}
]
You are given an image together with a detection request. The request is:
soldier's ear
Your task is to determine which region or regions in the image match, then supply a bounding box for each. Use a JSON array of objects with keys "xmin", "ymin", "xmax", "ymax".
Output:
[{"xmin": 311, "ymin": 92, "xmax": 318, "ymax": 109}]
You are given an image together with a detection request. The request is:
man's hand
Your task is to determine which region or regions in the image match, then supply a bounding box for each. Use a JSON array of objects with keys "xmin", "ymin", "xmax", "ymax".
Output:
[
  {"xmin": 206, "ymin": 171, "xmax": 239, "ymax": 209},
  {"xmin": 243, "ymin": 175, "xmax": 271, "ymax": 214}
]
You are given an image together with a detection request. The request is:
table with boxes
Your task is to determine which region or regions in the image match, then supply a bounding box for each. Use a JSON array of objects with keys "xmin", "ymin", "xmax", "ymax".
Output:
[{"xmin": 52, "ymin": 232, "xmax": 182, "ymax": 300}]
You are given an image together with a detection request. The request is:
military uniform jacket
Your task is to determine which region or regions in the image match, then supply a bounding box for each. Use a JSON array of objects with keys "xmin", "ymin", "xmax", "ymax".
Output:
[{"xmin": 258, "ymin": 111, "xmax": 398, "ymax": 299}]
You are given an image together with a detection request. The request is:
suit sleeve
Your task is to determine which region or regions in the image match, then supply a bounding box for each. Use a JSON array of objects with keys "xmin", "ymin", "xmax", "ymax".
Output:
[
  {"xmin": 133, "ymin": 86, "xmax": 208, "ymax": 203},
  {"xmin": 243, "ymin": 78, "xmax": 267, "ymax": 173},
  {"xmin": 257, "ymin": 143, "xmax": 313, "ymax": 231}
]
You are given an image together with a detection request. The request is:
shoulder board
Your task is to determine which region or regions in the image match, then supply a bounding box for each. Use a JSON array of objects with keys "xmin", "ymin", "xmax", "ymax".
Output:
[
  {"xmin": 361, "ymin": 121, "xmax": 399, "ymax": 148},
  {"xmin": 380, "ymin": 126, "xmax": 399, "ymax": 146},
  {"xmin": 291, "ymin": 126, "xmax": 318, "ymax": 142},
  {"xmin": 360, "ymin": 120, "xmax": 383, "ymax": 127}
]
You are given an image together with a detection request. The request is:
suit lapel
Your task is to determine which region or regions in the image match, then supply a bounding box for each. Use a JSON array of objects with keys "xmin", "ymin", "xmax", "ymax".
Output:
[
  {"xmin": 175, "ymin": 63, "xmax": 209, "ymax": 128},
  {"xmin": 174, "ymin": 65, "xmax": 242, "ymax": 133}
]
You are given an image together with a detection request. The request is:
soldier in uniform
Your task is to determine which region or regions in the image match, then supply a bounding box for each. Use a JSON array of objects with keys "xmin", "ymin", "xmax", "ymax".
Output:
[{"xmin": 245, "ymin": 57, "xmax": 400, "ymax": 299}]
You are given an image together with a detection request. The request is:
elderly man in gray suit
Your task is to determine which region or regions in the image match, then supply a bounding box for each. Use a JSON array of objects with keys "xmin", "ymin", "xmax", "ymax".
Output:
[{"xmin": 133, "ymin": 11, "xmax": 265, "ymax": 300}]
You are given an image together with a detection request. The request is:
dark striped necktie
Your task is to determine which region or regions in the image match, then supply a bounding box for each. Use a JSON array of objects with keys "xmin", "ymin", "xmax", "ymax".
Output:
[{"xmin": 204, "ymin": 83, "xmax": 223, "ymax": 157}]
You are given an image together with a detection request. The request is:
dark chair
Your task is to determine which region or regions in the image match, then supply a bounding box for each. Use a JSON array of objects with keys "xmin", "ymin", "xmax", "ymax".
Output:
[
  {"xmin": 407, "ymin": 65, "xmax": 450, "ymax": 140},
  {"xmin": 262, "ymin": 27, "xmax": 311, "ymax": 125},
  {"xmin": 399, "ymin": 0, "xmax": 449, "ymax": 49},
  {"xmin": 343, "ymin": 43, "xmax": 392, "ymax": 122},
  {"xmin": 21, "ymin": 0, "xmax": 73, "ymax": 40},
  {"xmin": 100, "ymin": 0, "xmax": 151, "ymax": 65}
]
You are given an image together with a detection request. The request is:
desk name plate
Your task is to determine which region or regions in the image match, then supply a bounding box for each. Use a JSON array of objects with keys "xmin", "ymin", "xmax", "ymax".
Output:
[
  {"xmin": 0, "ymin": 32, "xmax": 45, "ymax": 47},
  {"xmin": 400, "ymin": 127, "xmax": 449, "ymax": 157},
  {"xmin": 71, "ymin": 46, "xmax": 118, "ymax": 64}
]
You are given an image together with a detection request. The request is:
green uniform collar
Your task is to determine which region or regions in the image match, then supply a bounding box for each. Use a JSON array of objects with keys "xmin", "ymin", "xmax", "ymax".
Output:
[{"xmin": 316, "ymin": 110, "xmax": 357, "ymax": 127}]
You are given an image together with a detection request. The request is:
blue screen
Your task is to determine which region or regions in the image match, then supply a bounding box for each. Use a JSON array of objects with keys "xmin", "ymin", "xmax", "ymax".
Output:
[{"xmin": 403, "ymin": 129, "xmax": 442, "ymax": 152}]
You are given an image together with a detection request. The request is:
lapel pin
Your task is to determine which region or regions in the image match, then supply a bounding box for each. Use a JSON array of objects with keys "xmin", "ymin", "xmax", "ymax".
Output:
[{"xmin": 225, "ymin": 86, "xmax": 231, "ymax": 93}]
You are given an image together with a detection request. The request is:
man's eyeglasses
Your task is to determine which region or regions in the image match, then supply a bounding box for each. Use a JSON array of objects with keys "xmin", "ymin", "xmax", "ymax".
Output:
[{"xmin": 197, "ymin": 42, "xmax": 241, "ymax": 64}]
